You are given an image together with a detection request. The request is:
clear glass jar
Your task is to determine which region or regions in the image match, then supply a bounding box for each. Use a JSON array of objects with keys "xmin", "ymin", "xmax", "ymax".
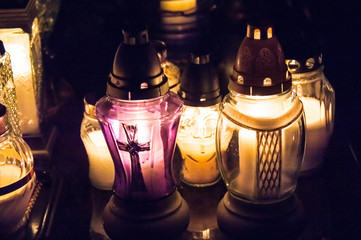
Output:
[
  {"xmin": 176, "ymin": 50, "xmax": 222, "ymax": 187},
  {"xmin": 0, "ymin": 41, "xmax": 21, "ymax": 136},
  {"xmin": 80, "ymin": 93, "xmax": 114, "ymax": 191},
  {"xmin": 96, "ymin": 92, "xmax": 183, "ymax": 201},
  {"xmin": 0, "ymin": 104, "xmax": 35, "ymax": 236},
  {"xmin": 216, "ymin": 89, "xmax": 305, "ymax": 203},
  {"xmin": 177, "ymin": 104, "xmax": 220, "ymax": 186},
  {"xmin": 291, "ymin": 66, "xmax": 335, "ymax": 174}
]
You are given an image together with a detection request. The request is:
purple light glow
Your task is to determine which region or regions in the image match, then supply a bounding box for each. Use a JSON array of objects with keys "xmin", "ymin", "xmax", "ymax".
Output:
[{"xmin": 96, "ymin": 93, "xmax": 183, "ymax": 201}]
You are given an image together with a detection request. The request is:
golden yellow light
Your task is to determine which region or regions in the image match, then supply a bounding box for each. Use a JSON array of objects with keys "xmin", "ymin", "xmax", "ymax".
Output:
[
  {"xmin": 0, "ymin": 19, "xmax": 42, "ymax": 135},
  {"xmin": 160, "ymin": 0, "xmax": 197, "ymax": 12}
]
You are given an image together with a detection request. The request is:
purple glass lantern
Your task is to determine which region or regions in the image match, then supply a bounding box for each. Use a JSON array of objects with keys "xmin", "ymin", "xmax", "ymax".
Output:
[{"xmin": 95, "ymin": 24, "xmax": 189, "ymax": 239}]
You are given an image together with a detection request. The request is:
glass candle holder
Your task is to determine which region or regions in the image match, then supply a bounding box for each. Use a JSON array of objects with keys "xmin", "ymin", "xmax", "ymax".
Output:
[
  {"xmin": 0, "ymin": 0, "xmax": 60, "ymax": 161},
  {"xmin": 80, "ymin": 92, "xmax": 114, "ymax": 191},
  {"xmin": 177, "ymin": 51, "xmax": 222, "ymax": 187},
  {"xmin": 0, "ymin": 41, "xmax": 21, "ymax": 136},
  {"xmin": 286, "ymin": 50, "xmax": 335, "ymax": 175},
  {"xmin": 96, "ymin": 24, "xmax": 189, "ymax": 239},
  {"xmin": 96, "ymin": 94, "xmax": 183, "ymax": 200},
  {"xmin": 0, "ymin": 8, "xmax": 43, "ymax": 135},
  {"xmin": 216, "ymin": 20, "xmax": 306, "ymax": 239},
  {"xmin": 0, "ymin": 104, "xmax": 35, "ymax": 237},
  {"xmin": 217, "ymin": 91, "xmax": 305, "ymax": 202}
]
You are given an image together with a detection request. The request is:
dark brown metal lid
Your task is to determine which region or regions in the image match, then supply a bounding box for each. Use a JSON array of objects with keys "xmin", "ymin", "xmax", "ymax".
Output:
[{"xmin": 229, "ymin": 19, "xmax": 291, "ymax": 95}]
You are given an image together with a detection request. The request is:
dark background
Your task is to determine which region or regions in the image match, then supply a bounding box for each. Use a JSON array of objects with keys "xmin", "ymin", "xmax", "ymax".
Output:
[
  {"xmin": 47, "ymin": 0, "xmax": 361, "ymax": 133},
  {"xmin": 21, "ymin": 0, "xmax": 361, "ymax": 239}
]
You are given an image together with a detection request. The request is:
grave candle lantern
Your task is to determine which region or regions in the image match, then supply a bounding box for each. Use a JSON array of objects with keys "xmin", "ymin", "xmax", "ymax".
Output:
[
  {"xmin": 0, "ymin": 0, "xmax": 59, "ymax": 159},
  {"xmin": 176, "ymin": 51, "xmax": 222, "ymax": 187},
  {"xmin": 216, "ymin": 20, "xmax": 306, "ymax": 239},
  {"xmin": 286, "ymin": 43, "xmax": 335, "ymax": 175},
  {"xmin": 95, "ymin": 24, "xmax": 189, "ymax": 239}
]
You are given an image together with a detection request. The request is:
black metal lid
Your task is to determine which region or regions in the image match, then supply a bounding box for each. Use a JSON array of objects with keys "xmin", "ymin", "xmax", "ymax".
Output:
[
  {"xmin": 178, "ymin": 51, "xmax": 221, "ymax": 107},
  {"xmin": 106, "ymin": 25, "xmax": 169, "ymax": 100},
  {"xmin": 284, "ymin": 38, "xmax": 323, "ymax": 74},
  {"xmin": 0, "ymin": 41, "xmax": 5, "ymax": 56},
  {"xmin": 229, "ymin": 19, "xmax": 291, "ymax": 95},
  {"xmin": 153, "ymin": 40, "xmax": 167, "ymax": 64}
]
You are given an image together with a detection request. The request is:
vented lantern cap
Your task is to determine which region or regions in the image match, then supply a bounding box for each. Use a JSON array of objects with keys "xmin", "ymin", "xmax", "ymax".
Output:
[{"xmin": 229, "ymin": 19, "xmax": 291, "ymax": 96}]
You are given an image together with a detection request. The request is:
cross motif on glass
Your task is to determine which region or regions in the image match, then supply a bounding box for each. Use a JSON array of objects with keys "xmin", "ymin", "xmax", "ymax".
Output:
[{"xmin": 117, "ymin": 123, "xmax": 150, "ymax": 192}]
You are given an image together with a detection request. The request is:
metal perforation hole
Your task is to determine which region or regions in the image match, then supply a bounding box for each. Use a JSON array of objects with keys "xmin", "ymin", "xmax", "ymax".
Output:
[
  {"xmin": 254, "ymin": 29, "xmax": 261, "ymax": 40},
  {"xmin": 267, "ymin": 27, "xmax": 273, "ymax": 39},
  {"xmin": 140, "ymin": 82, "xmax": 148, "ymax": 89},
  {"xmin": 306, "ymin": 58, "xmax": 315, "ymax": 69},
  {"xmin": 287, "ymin": 60, "xmax": 300, "ymax": 71},
  {"xmin": 263, "ymin": 78, "xmax": 272, "ymax": 86}
]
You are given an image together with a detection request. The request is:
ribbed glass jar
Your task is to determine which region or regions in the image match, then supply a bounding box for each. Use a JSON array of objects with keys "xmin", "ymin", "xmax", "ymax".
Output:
[{"xmin": 216, "ymin": 89, "xmax": 305, "ymax": 203}]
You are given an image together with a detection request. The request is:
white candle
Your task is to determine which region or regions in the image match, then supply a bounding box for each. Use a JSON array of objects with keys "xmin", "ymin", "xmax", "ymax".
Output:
[
  {"xmin": 0, "ymin": 165, "xmax": 35, "ymax": 233},
  {"xmin": 235, "ymin": 128, "xmax": 257, "ymax": 199},
  {"xmin": 160, "ymin": 0, "xmax": 196, "ymax": 12},
  {"xmin": 300, "ymin": 97, "xmax": 329, "ymax": 172},
  {"xmin": 84, "ymin": 131, "xmax": 115, "ymax": 190},
  {"xmin": 0, "ymin": 29, "xmax": 40, "ymax": 134}
]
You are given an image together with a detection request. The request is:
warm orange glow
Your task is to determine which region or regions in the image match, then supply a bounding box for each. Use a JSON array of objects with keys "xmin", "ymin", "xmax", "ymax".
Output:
[
  {"xmin": 0, "ymin": 164, "xmax": 35, "ymax": 232},
  {"xmin": 299, "ymin": 97, "xmax": 329, "ymax": 170},
  {"xmin": 177, "ymin": 105, "xmax": 219, "ymax": 186},
  {"xmin": 267, "ymin": 27, "xmax": 273, "ymax": 39},
  {"xmin": 83, "ymin": 131, "xmax": 115, "ymax": 190},
  {"xmin": 254, "ymin": 29, "xmax": 261, "ymax": 40},
  {"xmin": 0, "ymin": 28, "xmax": 40, "ymax": 134},
  {"xmin": 160, "ymin": 0, "xmax": 196, "ymax": 12}
]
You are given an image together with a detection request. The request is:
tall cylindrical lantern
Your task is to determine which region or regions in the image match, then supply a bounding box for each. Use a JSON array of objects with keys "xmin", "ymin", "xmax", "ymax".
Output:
[
  {"xmin": 286, "ymin": 44, "xmax": 335, "ymax": 175},
  {"xmin": 0, "ymin": 0, "xmax": 43, "ymax": 135},
  {"xmin": 0, "ymin": 41, "xmax": 21, "ymax": 136},
  {"xmin": 177, "ymin": 51, "xmax": 222, "ymax": 187},
  {"xmin": 0, "ymin": 0, "xmax": 59, "ymax": 159},
  {"xmin": 216, "ymin": 20, "xmax": 306, "ymax": 239},
  {"xmin": 95, "ymin": 25, "xmax": 189, "ymax": 239}
]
